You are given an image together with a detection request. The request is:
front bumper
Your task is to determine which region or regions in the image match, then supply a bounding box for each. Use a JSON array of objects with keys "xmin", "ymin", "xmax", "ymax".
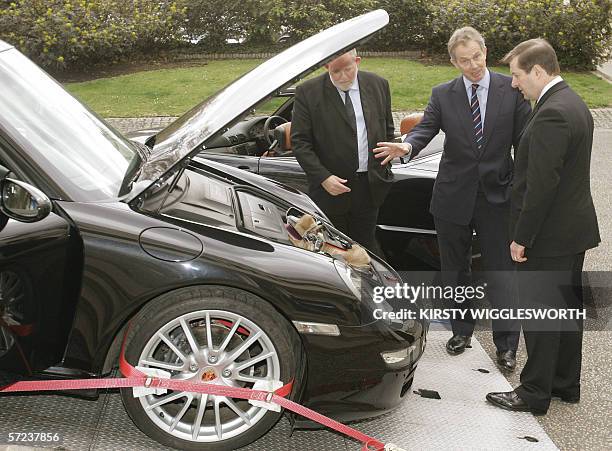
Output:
[{"xmin": 295, "ymin": 317, "xmax": 427, "ymax": 427}]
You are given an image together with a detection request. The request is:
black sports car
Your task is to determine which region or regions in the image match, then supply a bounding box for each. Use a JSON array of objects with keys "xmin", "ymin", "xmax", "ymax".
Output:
[{"xmin": 0, "ymin": 10, "xmax": 426, "ymax": 451}]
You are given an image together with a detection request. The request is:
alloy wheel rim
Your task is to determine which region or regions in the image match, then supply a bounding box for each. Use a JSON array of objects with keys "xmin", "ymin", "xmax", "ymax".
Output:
[
  {"xmin": 136, "ymin": 309, "xmax": 280, "ymax": 442},
  {"xmin": 0, "ymin": 270, "xmax": 25, "ymax": 324}
]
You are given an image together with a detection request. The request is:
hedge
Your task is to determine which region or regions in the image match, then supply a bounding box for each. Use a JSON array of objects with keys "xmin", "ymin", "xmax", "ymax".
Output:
[
  {"xmin": 184, "ymin": 0, "xmax": 611, "ymax": 69},
  {"xmin": 427, "ymin": 0, "xmax": 612, "ymax": 69},
  {"xmin": 1, "ymin": 0, "xmax": 610, "ymax": 70},
  {"xmin": 0, "ymin": 0, "xmax": 186, "ymax": 69},
  {"xmin": 354, "ymin": 0, "xmax": 431, "ymax": 51}
]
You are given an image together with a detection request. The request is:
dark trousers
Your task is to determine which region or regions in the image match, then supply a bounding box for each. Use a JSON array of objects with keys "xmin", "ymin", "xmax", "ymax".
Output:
[
  {"xmin": 434, "ymin": 193, "xmax": 520, "ymax": 352},
  {"xmin": 514, "ymin": 252, "xmax": 585, "ymax": 413},
  {"xmin": 325, "ymin": 172, "xmax": 381, "ymax": 255}
]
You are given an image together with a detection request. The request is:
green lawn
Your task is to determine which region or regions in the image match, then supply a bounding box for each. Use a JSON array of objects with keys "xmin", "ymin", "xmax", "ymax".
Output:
[{"xmin": 65, "ymin": 58, "xmax": 612, "ymax": 117}]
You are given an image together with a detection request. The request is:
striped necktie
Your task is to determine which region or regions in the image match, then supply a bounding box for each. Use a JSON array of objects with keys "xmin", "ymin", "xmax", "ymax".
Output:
[{"xmin": 471, "ymin": 83, "xmax": 483, "ymax": 151}]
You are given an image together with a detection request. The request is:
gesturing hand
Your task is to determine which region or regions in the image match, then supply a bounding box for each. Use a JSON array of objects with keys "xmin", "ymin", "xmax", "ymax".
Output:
[
  {"xmin": 373, "ymin": 142, "xmax": 411, "ymax": 165},
  {"xmin": 321, "ymin": 175, "xmax": 351, "ymax": 196}
]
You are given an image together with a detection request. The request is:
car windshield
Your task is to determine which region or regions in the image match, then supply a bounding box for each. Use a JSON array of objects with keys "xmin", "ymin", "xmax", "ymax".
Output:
[{"xmin": 0, "ymin": 47, "xmax": 137, "ymax": 201}]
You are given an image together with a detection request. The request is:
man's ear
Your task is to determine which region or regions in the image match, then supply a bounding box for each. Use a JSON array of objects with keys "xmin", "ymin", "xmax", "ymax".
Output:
[
  {"xmin": 533, "ymin": 64, "xmax": 544, "ymax": 78},
  {"xmin": 355, "ymin": 56, "xmax": 362, "ymax": 66},
  {"xmin": 483, "ymin": 46, "xmax": 488, "ymax": 60},
  {"xmin": 450, "ymin": 58, "xmax": 459, "ymax": 71}
]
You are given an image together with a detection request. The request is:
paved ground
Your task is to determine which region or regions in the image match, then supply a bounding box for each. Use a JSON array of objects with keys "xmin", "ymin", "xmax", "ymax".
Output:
[{"xmin": 596, "ymin": 60, "xmax": 612, "ymax": 82}]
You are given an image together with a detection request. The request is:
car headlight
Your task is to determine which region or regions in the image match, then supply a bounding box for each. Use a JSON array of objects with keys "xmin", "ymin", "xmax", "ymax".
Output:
[
  {"xmin": 333, "ymin": 259, "xmax": 370, "ymax": 300},
  {"xmin": 334, "ymin": 259, "xmax": 408, "ymax": 329},
  {"xmin": 381, "ymin": 344, "xmax": 418, "ymax": 368}
]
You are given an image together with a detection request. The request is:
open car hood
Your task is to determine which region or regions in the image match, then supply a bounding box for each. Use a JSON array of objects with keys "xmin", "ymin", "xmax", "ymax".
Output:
[{"xmin": 131, "ymin": 9, "xmax": 389, "ymax": 199}]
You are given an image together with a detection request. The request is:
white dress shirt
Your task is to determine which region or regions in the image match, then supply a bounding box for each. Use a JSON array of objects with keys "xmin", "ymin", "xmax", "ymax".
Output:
[
  {"xmin": 402, "ymin": 70, "xmax": 492, "ymax": 158},
  {"xmin": 537, "ymin": 76, "xmax": 563, "ymax": 104},
  {"xmin": 333, "ymin": 75, "xmax": 369, "ymax": 172},
  {"xmin": 463, "ymin": 69, "xmax": 490, "ymax": 130}
]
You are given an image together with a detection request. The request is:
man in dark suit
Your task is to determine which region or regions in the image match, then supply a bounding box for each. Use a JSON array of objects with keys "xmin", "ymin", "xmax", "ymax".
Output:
[
  {"xmin": 486, "ymin": 39, "xmax": 600, "ymax": 415},
  {"xmin": 291, "ymin": 49, "xmax": 395, "ymax": 254},
  {"xmin": 375, "ymin": 27, "xmax": 531, "ymax": 369}
]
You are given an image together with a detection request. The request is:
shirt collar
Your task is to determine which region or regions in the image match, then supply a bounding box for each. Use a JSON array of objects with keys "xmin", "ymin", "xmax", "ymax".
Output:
[
  {"xmin": 463, "ymin": 69, "xmax": 490, "ymax": 91},
  {"xmin": 537, "ymin": 76, "xmax": 563, "ymax": 103}
]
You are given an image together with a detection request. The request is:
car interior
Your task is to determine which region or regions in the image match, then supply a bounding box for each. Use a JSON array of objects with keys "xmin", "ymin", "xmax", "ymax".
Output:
[
  {"xmin": 199, "ymin": 93, "xmax": 439, "ymax": 164},
  {"xmin": 201, "ymin": 93, "xmax": 295, "ymax": 158}
]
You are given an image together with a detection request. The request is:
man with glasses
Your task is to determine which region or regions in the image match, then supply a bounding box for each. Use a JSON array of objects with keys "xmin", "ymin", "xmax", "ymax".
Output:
[
  {"xmin": 374, "ymin": 27, "xmax": 531, "ymax": 370},
  {"xmin": 292, "ymin": 49, "xmax": 395, "ymax": 255}
]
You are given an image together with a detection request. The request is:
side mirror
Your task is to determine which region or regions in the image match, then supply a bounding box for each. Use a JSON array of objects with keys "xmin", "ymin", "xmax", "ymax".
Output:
[{"xmin": 0, "ymin": 178, "xmax": 51, "ymax": 223}]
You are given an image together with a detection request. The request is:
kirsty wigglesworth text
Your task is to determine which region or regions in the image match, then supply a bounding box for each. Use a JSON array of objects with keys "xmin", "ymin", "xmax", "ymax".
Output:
[{"xmin": 373, "ymin": 308, "xmax": 586, "ymax": 321}]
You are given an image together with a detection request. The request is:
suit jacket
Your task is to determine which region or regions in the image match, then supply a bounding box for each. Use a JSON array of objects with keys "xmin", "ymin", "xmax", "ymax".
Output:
[
  {"xmin": 511, "ymin": 81, "xmax": 600, "ymax": 257},
  {"xmin": 291, "ymin": 71, "xmax": 395, "ymax": 214},
  {"xmin": 406, "ymin": 71, "xmax": 532, "ymax": 225}
]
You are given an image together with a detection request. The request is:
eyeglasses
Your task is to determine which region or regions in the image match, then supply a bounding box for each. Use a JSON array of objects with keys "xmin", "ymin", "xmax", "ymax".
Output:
[
  {"xmin": 329, "ymin": 65, "xmax": 357, "ymax": 78},
  {"xmin": 454, "ymin": 52, "xmax": 485, "ymax": 68}
]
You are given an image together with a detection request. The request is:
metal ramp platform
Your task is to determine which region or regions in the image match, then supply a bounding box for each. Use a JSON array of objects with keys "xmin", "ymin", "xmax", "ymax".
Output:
[{"xmin": 0, "ymin": 327, "xmax": 558, "ymax": 450}]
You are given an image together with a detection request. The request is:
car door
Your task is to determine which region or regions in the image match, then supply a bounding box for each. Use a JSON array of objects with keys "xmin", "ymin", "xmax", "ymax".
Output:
[{"xmin": 0, "ymin": 143, "xmax": 81, "ymax": 375}]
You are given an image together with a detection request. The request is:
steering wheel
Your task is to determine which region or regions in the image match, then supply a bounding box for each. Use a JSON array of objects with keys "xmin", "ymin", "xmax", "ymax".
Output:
[{"xmin": 263, "ymin": 115, "xmax": 288, "ymax": 146}]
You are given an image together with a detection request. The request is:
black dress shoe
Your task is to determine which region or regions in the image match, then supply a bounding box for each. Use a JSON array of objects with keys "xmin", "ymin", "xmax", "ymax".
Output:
[
  {"xmin": 496, "ymin": 350, "xmax": 517, "ymax": 372},
  {"xmin": 486, "ymin": 390, "xmax": 546, "ymax": 415},
  {"xmin": 446, "ymin": 335, "xmax": 471, "ymax": 355},
  {"xmin": 551, "ymin": 391, "xmax": 580, "ymax": 403}
]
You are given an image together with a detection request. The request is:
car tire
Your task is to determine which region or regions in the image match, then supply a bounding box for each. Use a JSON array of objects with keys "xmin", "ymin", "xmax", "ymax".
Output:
[{"xmin": 120, "ymin": 286, "xmax": 301, "ymax": 450}]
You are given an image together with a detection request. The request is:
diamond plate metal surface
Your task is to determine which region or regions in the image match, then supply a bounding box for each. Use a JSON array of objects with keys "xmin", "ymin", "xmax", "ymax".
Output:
[
  {"xmin": 0, "ymin": 330, "xmax": 558, "ymax": 451},
  {"xmin": 90, "ymin": 392, "xmax": 166, "ymax": 451},
  {"xmin": 242, "ymin": 417, "xmax": 349, "ymax": 451},
  {"xmin": 353, "ymin": 330, "xmax": 558, "ymax": 451}
]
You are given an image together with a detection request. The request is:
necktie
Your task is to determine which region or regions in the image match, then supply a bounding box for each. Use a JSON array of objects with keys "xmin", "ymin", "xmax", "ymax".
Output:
[
  {"xmin": 471, "ymin": 84, "xmax": 483, "ymax": 152},
  {"xmin": 343, "ymin": 90, "xmax": 357, "ymax": 131}
]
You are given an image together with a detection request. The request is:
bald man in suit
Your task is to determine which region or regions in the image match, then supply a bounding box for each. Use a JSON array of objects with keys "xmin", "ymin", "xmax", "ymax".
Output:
[{"xmin": 292, "ymin": 50, "xmax": 395, "ymax": 255}]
